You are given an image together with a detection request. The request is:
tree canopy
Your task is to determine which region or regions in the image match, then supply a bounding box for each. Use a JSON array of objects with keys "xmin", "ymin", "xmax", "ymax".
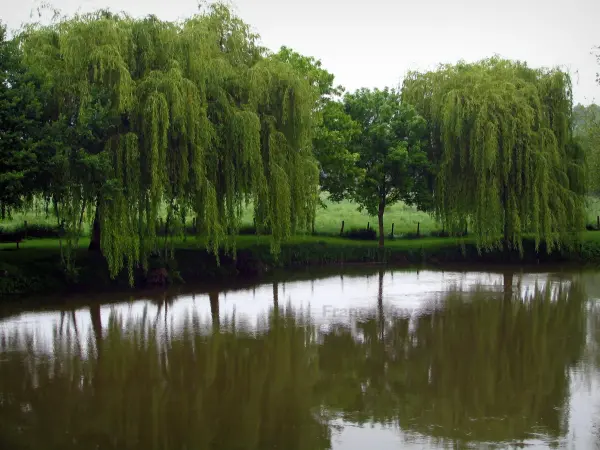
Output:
[
  {"xmin": 273, "ymin": 46, "xmax": 360, "ymax": 202},
  {"xmin": 340, "ymin": 88, "xmax": 430, "ymax": 248},
  {"xmin": 18, "ymin": 4, "xmax": 319, "ymax": 279},
  {"xmin": 0, "ymin": 22, "xmax": 47, "ymax": 219},
  {"xmin": 573, "ymin": 103, "xmax": 600, "ymax": 194},
  {"xmin": 402, "ymin": 57, "xmax": 586, "ymax": 253}
]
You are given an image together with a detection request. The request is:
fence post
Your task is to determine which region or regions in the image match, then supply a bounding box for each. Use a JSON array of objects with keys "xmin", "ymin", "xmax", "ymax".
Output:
[
  {"xmin": 417, "ymin": 222, "xmax": 420, "ymax": 237},
  {"xmin": 24, "ymin": 220, "xmax": 28, "ymax": 239},
  {"xmin": 597, "ymin": 215, "xmax": 599, "ymax": 230},
  {"xmin": 391, "ymin": 223, "xmax": 395, "ymax": 237},
  {"xmin": 340, "ymin": 220, "xmax": 345, "ymax": 236},
  {"xmin": 367, "ymin": 222, "xmax": 370, "ymax": 231}
]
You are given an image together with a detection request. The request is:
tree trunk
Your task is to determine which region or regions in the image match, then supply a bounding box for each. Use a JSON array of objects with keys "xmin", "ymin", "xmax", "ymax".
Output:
[
  {"xmin": 377, "ymin": 269, "xmax": 385, "ymax": 341},
  {"xmin": 502, "ymin": 184, "xmax": 511, "ymax": 251},
  {"xmin": 90, "ymin": 304, "xmax": 102, "ymax": 357},
  {"xmin": 88, "ymin": 203, "xmax": 101, "ymax": 251},
  {"xmin": 503, "ymin": 272, "xmax": 513, "ymax": 303},
  {"xmin": 209, "ymin": 291, "xmax": 220, "ymax": 332},
  {"xmin": 377, "ymin": 199, "xmax": 385, "ymax": 249},
  {"xmin": 503, "ymin": 211, "xmax": 510, "ymax": 252},
  {"xmin": 273, "ymin": 282, "xmax": 279, "ymax": 312}
]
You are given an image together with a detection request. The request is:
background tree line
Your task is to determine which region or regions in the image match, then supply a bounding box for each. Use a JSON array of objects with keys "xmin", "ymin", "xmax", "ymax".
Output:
[{"xmin": 1, "ymin": 2, "xmax": 598, "ymax": 279}]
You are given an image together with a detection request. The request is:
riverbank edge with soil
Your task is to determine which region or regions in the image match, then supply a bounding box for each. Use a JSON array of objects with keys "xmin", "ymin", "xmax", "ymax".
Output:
[{"xmin": 2, "ymin": 234, "xmax": 600, "ymax": 298}]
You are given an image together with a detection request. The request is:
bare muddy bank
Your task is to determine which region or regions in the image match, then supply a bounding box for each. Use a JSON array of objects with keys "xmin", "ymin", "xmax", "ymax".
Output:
[{"xmin": 1, "ymin": 236, "xmax": 599, "ymax": 298}]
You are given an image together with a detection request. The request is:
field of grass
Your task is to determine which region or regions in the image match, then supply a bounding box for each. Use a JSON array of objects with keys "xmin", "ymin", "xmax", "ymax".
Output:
[
  {"xmin": 3, "ymin": 194, "xmax": 600, "ymax": 237},
  {"xmin": 0, "ymin": 194, "xmax": 437, "ymax": 236},
  {"xmin": 313, "ymin": 197, "xmax": 436, "ymax": 236}
]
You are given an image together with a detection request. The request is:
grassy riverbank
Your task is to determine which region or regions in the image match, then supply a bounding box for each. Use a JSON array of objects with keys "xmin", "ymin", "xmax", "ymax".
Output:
[{"xmin": 3, "ymin": 232, "xmax": 600, "ymax": 298}]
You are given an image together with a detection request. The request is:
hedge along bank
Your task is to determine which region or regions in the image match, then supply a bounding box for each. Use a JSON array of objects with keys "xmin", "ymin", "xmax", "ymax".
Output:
[{"xmin": 2, "ymin": 233, "xmax": 600, "ymax": 298}]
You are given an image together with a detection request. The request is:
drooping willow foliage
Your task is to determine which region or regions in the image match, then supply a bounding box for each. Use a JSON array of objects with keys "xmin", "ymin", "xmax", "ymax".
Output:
[
  {"xmin": 18, "ymin": 4, "xmax": 318, "ymax": 279},
  {"xmin": 402, "ymin": 58, "xmax": 586, "ymax": 253}
]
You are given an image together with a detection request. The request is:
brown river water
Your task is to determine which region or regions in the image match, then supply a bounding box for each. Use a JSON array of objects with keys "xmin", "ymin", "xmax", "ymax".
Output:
[{"xmin": 1, "ymin": 268, "xmax": 600, "ymax": 449}]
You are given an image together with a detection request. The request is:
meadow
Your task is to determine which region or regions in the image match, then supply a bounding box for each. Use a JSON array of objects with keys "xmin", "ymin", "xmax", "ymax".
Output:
[
  {"xmin": 0, "ymin": 194, "xmax": 450, "ymax": 238},
  {"xmin": 3, "ymin": 194, "xmax": 600, "ymax": 238}
]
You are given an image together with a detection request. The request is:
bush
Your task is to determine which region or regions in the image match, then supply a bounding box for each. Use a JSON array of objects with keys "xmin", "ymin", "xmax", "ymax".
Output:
[
  {"xmin": 428, "ymin": 229, "xmax": 468, "ymax": 238},
  {"xmin": 0, "ymin": 230, "xmax": 25, "ymax": 243},
  {"xmin": 0, "ymin": 224, "xmax": 62, "ymax": 239},
  {"xmin": 238, "ymin": 225, "xmax": 259, "ymax": 235},
  {"xmin": 23, "ymin": 224, "xmax": 62, "ymax": 238},
  {"xmin": 343, "ymin": 227, "xmax": 377, "ymax": 240}
]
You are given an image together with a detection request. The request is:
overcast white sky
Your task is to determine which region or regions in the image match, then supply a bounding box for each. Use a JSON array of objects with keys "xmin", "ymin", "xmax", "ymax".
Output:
[{"xmin": 2, "ymin": 0, "xmax": 599, "ymax": 104}]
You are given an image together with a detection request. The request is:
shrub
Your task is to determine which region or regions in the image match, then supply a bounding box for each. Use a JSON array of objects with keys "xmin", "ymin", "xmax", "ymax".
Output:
[
  {"xmin": 0, "ymin": 224, "xmax": 62, "ymax": 239},
  {"xmin": 238, "ymin": 225, "xmax": 259, "ymax": 235},
  {"xmin": 429, "ymin": 229, "xmax": 468, "ymax": 238},
  {"xmin": 343, "ymin": 227, "xmax": 377, "ymax": 240}
]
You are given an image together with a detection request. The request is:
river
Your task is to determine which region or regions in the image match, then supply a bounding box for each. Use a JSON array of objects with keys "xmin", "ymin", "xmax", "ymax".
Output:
[{"xmin": 1, "ymin": 268, "xmax": 599, "ymax": 449}]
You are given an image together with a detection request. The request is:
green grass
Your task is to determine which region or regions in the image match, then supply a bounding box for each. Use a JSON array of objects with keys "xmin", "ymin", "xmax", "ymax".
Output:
[
  {"xmin": 1, "ymin": 209, "xmax": 62, "ymax": 231},
  {"xmin": 0, "ymin": 193, "xmax": 436, "ymax": 236},
  {"xmin": 6, "ymin": 229, "xmax": 600, "ymax": 260},
  {"xmin": 313, "ymin": 196, "xmax": 435, "ymax": 236},
  {"xmin": 0, "ymin": 234, "xmax": 465, "ymax": 253},
  {"xmin": 235, "ymin": 194, "xmax": 437, "ymax": 236}
]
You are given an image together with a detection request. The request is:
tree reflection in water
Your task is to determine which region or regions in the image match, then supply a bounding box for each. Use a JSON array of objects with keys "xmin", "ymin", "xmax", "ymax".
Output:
[
  {"xmin": 317, "ymin": 271, "xmax": 586, "ymax": 447},
  {"xmin": 0, "ymin": 271, "xmax": 589, "ymax": 449}
]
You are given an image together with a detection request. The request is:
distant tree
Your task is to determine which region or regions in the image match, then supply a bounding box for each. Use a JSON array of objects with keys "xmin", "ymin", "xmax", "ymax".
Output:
[
  {"xmin": 403, "ymin": 57, "xmax": 586, "ymax": 253},
  {"xmin": 0, "ymin": 22, "xmax": 46, "ymax": 219},
  {"xmin": 273, "ymin": 47, "xmax": 361, "ymax": 203},
  {"xmin": 312, "ymin": 100, "xmax": 361, "ymax": 201},
  {"xmin": 341, "ymin": 88, "xmax": 430, "ymax": 249},
  {"xmin": 273, "ymin": 46, "xmax": 342, "ymax": 105},
  {"xmin": 573, "ymin": 103, "xmax": 600, "ymax": 194}
]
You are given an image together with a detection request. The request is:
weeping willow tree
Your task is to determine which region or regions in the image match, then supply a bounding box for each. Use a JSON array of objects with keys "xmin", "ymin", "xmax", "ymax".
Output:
[
  {"xmin": 18, "ymin": 3, "xmax": 318, "ymax": 280},
  {"xmin": 402, "ymin": 58, "xmax": 586, "ymax": 253}
]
